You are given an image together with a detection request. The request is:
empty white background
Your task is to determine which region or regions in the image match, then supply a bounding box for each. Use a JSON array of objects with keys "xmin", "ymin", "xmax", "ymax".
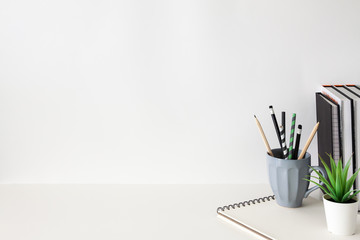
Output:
[{"xmin": 0, "ymin": 0, "xmax": 360, "ymax": 183}]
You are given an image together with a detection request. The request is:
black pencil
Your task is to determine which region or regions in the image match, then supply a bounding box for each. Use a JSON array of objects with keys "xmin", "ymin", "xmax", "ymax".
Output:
[
  {"xmin": 293, "ymin": 125, "xmax": 302, "ymax": 159},
  {"xmin": 269, "ymin": 106, "xmax": 283, "ymax": 157},
  {"xmin": 282, "ymin": 111, "xmax": 286, "ymax": 143}
]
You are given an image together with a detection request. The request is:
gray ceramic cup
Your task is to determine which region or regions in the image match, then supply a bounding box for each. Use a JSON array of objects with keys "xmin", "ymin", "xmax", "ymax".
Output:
[{"xmin": 266, "ymin": 148, "xmax": 327, "ymax": 208}]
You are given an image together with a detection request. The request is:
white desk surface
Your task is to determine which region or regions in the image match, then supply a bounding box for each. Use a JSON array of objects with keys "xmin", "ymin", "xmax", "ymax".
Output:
[{"xmin": 0, "ymin": 184, "xmax": 324, "ymax": 240}]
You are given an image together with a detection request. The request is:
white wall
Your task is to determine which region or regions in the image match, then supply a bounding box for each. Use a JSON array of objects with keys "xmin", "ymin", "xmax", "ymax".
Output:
[{"xmin": 0, "ymin": 0, "xmax": 360, "ymax": 183}]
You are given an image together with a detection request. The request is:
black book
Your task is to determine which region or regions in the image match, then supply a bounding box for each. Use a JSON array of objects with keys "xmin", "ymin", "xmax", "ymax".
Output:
[{"xmin": 315, "ymin": 93, "xmax": 341, "ymax": 165}]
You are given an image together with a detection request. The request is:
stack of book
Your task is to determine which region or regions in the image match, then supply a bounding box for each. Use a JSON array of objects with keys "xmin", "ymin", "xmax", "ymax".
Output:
[{"xmin": 316, "ymin": 85, "xmax": 360, "ymax": 210}]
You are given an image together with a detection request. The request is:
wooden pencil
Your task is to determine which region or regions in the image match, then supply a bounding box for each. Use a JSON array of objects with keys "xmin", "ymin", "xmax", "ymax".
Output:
[
  {"xmin": 298, "ymin": 122, "xmax": 320, "ymax": 159},
  {"xmin": 254, "ymin": 115, "xmax": 273, "ymax": 156}
]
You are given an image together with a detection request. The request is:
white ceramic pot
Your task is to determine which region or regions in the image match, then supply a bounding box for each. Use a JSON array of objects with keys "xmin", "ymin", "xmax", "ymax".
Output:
[{"xmin": 323, "ymin": 194, "xmax": 358, "ymax": 235}]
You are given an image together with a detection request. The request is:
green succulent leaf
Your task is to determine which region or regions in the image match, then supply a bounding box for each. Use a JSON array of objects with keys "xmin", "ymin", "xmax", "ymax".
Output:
[
  {"xmin": 345, "ymin": 168, "xmax": 360, "ymax": 194},
  {"xmin": 322, "ymin": 154, "xmax": 336, "ymax": 183},
  {"xmin": 348, "ymin": 190, "xmax": 360, "ymax": 202},
  {"xmin": 308, "ymin": 165, "xmax": 330, "ymax": 185},
  {"xmin": 305, "ymin": 179, "xmax": 331, "ymax": 196},
  {"xmin": 335, "ymin": 166, "xmax": 343, "ymax": 199},
  {"xmin": 321, "ymin": 154, "xmax": 336, "ymax": 187},
  {"xmin": 341, "ymin": 190, "xmax": 353, "ymax": 202},
  {"xmin": 342, "ymin": 156, "xmax": 352, "ymax": 185},
  {"xmin": 308, "ymin": 175, "xmax": 336, "ymax": 197}
]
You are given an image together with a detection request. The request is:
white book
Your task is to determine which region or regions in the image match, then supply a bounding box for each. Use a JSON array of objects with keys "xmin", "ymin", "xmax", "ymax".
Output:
[
  {"xmin": 342, "ymin": 85, "xmax": 360, "ymax": 210},
  {"xmin": 320, "ymin": 86, "xmax": 353, "ymax": 184},
  {"xmin": 335, "ymin": 85, "xmax": 359, "ymax": 176},
  {"xmin": 332, "ymin": 102, "xmax": 341, "ymax": 161}
]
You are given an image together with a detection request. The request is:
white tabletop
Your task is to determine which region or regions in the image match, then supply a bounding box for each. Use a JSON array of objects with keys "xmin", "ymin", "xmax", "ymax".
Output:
[{"xmin": 0, "ymin": 184, "xmax": 277, "ymax": 240}]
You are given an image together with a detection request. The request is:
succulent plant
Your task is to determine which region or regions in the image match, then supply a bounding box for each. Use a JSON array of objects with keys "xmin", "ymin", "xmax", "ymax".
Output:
[{"xmin": 305, "ymin": 154, "xmax": 360, "ymax": 203}]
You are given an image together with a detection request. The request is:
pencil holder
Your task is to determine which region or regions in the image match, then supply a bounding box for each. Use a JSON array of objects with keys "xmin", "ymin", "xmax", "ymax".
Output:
[{"xmin": 266, "ymin": 148, "xmax": 327, "ymax": 208}]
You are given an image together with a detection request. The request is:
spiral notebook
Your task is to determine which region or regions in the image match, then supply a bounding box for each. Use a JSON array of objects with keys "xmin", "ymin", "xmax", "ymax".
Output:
[{"xmin": 217, "ymin": 195, "xmax": 360, "ymax": 240}]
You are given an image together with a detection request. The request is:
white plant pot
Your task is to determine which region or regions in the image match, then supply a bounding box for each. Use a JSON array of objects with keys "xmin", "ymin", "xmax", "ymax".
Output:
[{"xmin": 323, "ymin": 194, "xmax": 358, "ymax": 235}]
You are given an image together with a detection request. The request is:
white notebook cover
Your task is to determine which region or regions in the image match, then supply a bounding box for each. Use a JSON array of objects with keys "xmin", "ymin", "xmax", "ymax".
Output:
[
  {"xmin": 217, "ymin": 196, "xmax": 360, "ymax": 240},
  {"xmin": 345, "ymin": 85, "xmax": 360, "ymax": 210}
]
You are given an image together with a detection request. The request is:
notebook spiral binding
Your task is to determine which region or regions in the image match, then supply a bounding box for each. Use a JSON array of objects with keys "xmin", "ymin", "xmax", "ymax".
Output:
[{"xmin": 217, "ymin": 195, "xmax": 275, "ymax": 213}]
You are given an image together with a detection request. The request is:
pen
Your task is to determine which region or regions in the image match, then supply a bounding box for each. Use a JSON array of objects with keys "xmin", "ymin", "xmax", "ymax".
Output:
[
  {"xmin": 280, "ymin": 125, "xmax": 288, "ymax": 158},
  {"xmin": 292, "ymin": 125, "xmax": 302, "ymax": 159},
  {"xmin": 287, "ymin": 113, "xmax": 296, "ymax": 159},
  {"xmin": 269, "ymin": 106, "xmax": 283, "ymax": 157}
]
